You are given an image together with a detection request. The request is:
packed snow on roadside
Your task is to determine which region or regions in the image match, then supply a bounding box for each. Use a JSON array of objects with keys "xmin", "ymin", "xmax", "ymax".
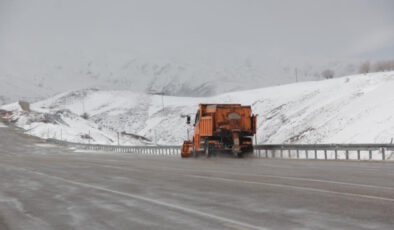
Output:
[{"xmin": 1, "ymin": 72, "xmax": 394, "ymax": 148}]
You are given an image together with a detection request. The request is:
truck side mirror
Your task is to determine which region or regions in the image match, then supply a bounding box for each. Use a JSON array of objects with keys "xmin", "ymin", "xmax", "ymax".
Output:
[{"xmin": 186, "ymin": 115, "xmax": 191, "ymax": 124}]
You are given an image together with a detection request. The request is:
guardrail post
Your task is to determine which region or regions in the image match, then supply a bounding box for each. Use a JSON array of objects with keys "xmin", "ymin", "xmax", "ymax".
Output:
[
  {"xmin": 335, "ymin": 149, "xmax": 338, "ymax": 160},
  {"xmin": 280, "ymin": 147, "xmax": 283, "ymax": 158},
  {"xmin": 357, "ymin": 150, "xmax": 360, "ymax": 160},
  {"xmin": 305, "ymin": 150, "xmax": 308, "ymax": 159},
  {"xmin": 265, "ymin": 149, "xmax": 268, "ymax": 158},
  {"xmin": 369, "ymin": 150, "xmax": 372, "ymax": 160},
  {"xmin": 346, "ymin": 150, "xmax": 349, "ymax": 160},
  {"xmin": 288, "ymin": 149, "xmax": 291, "ymax": 158},
  {"xmin": 382, "ymin": 148, "xmax": 385, "ymax": 160},
  {"xmin": 314, "ymin": 149, "xmax": 317, "ymax": 159},
  {"xmin": 296, "ymin": 149, "xmax": 299, "ymax": 159},
  {"xmin": 324, "ymin": 150, "xmax": 327, "ymax": 160}
]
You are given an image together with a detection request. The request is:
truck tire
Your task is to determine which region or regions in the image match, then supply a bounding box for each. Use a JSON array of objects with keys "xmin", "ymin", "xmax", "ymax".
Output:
[
  {"xmin": 192, "ymin": 139, "xmax": 198, "ymax": 158},
  {"xmin": 204, "ymin": 140, "xmax": 211, "ymax": 158}
]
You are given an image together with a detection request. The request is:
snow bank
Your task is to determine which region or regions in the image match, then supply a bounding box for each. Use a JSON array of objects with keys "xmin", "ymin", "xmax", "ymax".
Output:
[{"xmin": 1, "ymin": 72, "xmax": 394, "ymax": 146}]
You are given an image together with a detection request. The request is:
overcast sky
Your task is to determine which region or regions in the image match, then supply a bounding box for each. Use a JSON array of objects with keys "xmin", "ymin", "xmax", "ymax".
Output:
[{"xmin": 1, "ymin": 0, "xmax": 394, "ymax": 68}]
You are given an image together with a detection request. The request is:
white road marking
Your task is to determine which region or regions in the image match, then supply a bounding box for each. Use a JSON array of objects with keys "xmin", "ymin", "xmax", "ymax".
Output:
[
  {"xmin": 2, "ymin": 158, "xmax": 393, "ymax": 203},
  {"xmin": 154, "ymin": 166, "xmax": 394, "ymax": 190},
  {"xmin": 81, "ymin": 159, "xmax": 394, "ymax": 191},
  {"xmin": 74, "ymin": 161, "xmax": 394, "ymax": 202},
  {"xmin": 25, "ymin": 169, "xmax": 268, "ymax": 230},
  {"xmin": 188, "ymin": 175, "xmax": 394, "ymax": 202}
]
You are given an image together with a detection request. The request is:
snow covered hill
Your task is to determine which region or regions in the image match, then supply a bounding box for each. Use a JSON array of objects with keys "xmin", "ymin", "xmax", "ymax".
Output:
[
  {"xmin": 1, "ymin": 71, "xmax": 394, "ymax": 146},
  {"xmin": 0, "ymin": 56, "xmax": 359, "ymax": 105}
]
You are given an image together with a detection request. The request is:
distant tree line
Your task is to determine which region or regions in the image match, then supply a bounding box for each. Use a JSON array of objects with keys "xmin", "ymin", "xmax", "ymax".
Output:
[{"xmin": 358, "ymin": 60, "xmax": 394, "ymax": 74}]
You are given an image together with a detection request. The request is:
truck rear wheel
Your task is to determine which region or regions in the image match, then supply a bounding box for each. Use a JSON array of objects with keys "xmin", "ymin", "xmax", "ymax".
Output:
[
  {"xmin": 204, "ymin": 141, "xmax": 211, "ymax": 158},
  {"xmin": 192, "ymin": 139, "xmax": 198, "ymax": 158}
]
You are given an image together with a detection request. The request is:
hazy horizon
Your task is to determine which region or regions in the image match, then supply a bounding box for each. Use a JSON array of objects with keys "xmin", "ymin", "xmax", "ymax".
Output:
[{"xmin": 1, "ymin": 0, "xmax": 394, "ymax": 103}]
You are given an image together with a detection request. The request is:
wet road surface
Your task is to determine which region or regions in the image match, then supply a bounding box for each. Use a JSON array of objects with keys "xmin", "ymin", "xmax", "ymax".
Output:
[{"xmin": 0, "ymin": 125, "xmax": 393, "ymax": 230}]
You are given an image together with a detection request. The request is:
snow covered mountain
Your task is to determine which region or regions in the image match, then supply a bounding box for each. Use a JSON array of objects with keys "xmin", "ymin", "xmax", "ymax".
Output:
[
  {"xmin": 2, "ymin": 71, "xmax": 394, "ymax": 146},
  {"xmin": 0, "ymin": 56, "xmax": 359, "ymax": 105}
]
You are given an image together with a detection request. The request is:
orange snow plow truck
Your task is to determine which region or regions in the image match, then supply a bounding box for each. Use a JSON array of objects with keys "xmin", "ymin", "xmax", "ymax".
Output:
[{"xmin": 181, "ymin": 104, "xmax": 257, "ymax": 158}]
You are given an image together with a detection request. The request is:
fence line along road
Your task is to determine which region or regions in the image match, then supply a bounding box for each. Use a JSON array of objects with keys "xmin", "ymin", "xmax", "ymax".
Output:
[
  {"xmin": 47, "ymin": 139, "xmax": 181, "ymax": 157},
  {"xmin": 46, "ymin": 138, "xmax": 394, "ymax": 161}
]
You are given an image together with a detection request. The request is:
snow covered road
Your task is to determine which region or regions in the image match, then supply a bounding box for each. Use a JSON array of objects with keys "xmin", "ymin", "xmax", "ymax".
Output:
[{"xmin": 0, "ymin": 125, "xmax": 393, "ymax": 230}]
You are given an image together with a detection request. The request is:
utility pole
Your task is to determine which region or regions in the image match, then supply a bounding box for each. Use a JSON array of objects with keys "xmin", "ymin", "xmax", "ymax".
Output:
[
  {"xmin": 148, "ymin": 90, "xmax": 165, "ymax": 119},
  {"xmin": 82, "ymin": 97, "xmax": 85, "ymax": 115},
  {"xmin": 161, "ymin": 93, "xmax": 164, "ymax": 112},
  {"xmin": 159, "ymin": 92, "xmax": 165, "ymax": 119},
  {"xmin": 154, "ymin": 129, "xmax": 157, "ymax": 145}
]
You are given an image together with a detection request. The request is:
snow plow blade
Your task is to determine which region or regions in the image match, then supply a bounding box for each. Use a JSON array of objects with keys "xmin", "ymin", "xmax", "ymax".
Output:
[{"xmin": 181, "ymin": 140, "xmax": 193, "ymax": 158}]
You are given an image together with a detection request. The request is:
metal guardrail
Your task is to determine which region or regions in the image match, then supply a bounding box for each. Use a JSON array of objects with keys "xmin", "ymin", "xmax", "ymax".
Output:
[
  {"xmin": 47, "ymin": 138, "xmax": 394, "ymax": 161},
  {"xmin": 47, "ymin": 139, "xmax": 181, "ymax": 157},
  {"xmin": 253, "ymin": 144, "xmax": 394, "ymax": 161}
]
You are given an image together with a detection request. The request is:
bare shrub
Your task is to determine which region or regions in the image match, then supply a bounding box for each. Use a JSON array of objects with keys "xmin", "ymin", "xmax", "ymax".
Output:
[
  {"xmin": 81, "ymin": 112, "xmax": 89, "ymax": 119},
  {"xmin": 359, "ymin": 61, "xmax": 370, "ymax": 74},
  {"xmin": 321, "ymin": 69, "xmax": 334, "ymax": 79},
  {"xmin": 373, "ymin": 60, "xmax": 394, "ymax": 72}
]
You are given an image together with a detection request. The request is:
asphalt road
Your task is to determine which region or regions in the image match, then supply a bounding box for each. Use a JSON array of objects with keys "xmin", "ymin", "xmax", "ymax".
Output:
[{"xmin": 0, "ymin": 125, "xmax": 393, "ymax": 230}]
